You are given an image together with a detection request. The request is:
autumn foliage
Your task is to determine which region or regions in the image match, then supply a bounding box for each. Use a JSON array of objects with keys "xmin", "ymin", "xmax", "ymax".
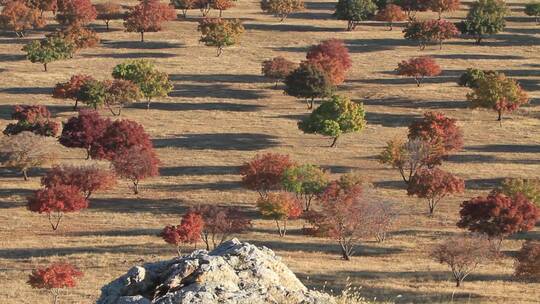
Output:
[
  {"xmin": 261, "ymin": 56, "xmax": 297, "ymax": 87},
  {"xmin": 41, "ymin": 165, "xmax": 117, "ymax": 199},
  {"xmin": 50, "ymin": 24, "xmax": 100, "ymax": 52},
  {"xmin": 429, "ymin": 0, "xmax": 460, "ymax": 17},
  {"xmin": 53, "ymin": 74, "xmax": 95, "ymax": 110},
  {"xmin": 408, "ymin": 111, "xmax": 463, "ymax": 166},
  {"xmin": 124, "ymin": 0, "xmax": 176, "ymax": 42},
  {"xmin": 457, "ymin": 193, "xmax": 539, "ymax": 242},
  {"xmin": 103, "ymin": 79, "xmax": 142, "ymax": 115},
  {"xmin": 91, "ymin": 118, "xmax": 153, "ymax": 160},
  {"xmin": 59, "ymin": 110, "xmax": 111, "ymax": 159},
  {"xmin": 194, "ymin": 205, "xmax": 252, "ymax": 250},
  {"xmin": 306, "ymin": 39, "xmax": 352, "ymax": 85},
  {"xmin": 240, "ymin": 153, "xmax": 295, "ymax": 197},
  {"xmin": 407, "ymin": 168, "xmax": 464, "ymax": 215},
  {"xmin": 431, "ymin": 234, "xmax": 498, "ymax": 287},
  {"xmin": 27, "ymin": 184, "xmax": 88, "ymax": 230},
  {"xmin": 261, "ymin": 0, "xmax": 304, "ymax": 21},
  {"xmin": 375, "ymin": 4, "xmax": 407, "ymax": 30},
  {"xmin": 0, "ymin": 0, "xmax": 45, "ymax": 37},
  {"xmin": 379, "ymin": 138, "xmax": 434, "ymax": 184},
  {"xmin": 198, "ymin": 18, "xmax": 244, "ymax": 56},
  {"xmin": 95, "ymin": 1, "xmax": 123, "ymax": 30},
  {"xmin": 212, "ymin": 0, "xmax": 236, "ymax": 16},
  {"xmin": 28, "ymin": 262, "xmax": 83, "ymax": 304},
  {"xmin": 257, "ymin": 192, "xmax": 303, "ymax": 237},
  {"xmin": 514, "ymin": 240, "xmax": 540, "ymax": 281},
  {"xmin": 111, "ymin": 145, "xmax": 160, "ymax": 194},
  {"xmin": 404, "ymin": 19, "xmax": 459, "ymax": 49},
  {"xmin": 3, "ymin": 105, "xmax": 59, "ymax": 137},
  {"xmin": 160, "ymin": 211, "xmax": 204, "ymax": 255},
  {"xmin": 396, "ymin": 56, "xmax": 441, "ymax": 86},
  {"xmin": 56, "ymin": 0, "xmax": 97, "ymax": 26}
]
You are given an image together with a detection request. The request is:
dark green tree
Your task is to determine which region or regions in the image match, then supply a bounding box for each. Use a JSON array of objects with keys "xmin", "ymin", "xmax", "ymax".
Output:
[
  {"xmin": 525, "ymin": 2, "xmax": 540, "ymax": 23},
  {"xmin": 459, "ymin": 0, "xmax": 507, "ymax": 44},
  {"xmin": 22, "ymin": 36, "xmax": 74, "ymax": 71},
  {"xmin": 284, "ymin": 63, "xmax": 335, "ymax": 109},
  {"xmin": 334, "ymin": 0, "xmax": 377, "ymax": 31}
]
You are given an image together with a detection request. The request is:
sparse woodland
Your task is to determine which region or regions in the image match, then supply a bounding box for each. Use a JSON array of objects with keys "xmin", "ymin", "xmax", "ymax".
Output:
[{"xmin": 0, "ymin": 0, "xmax": 539, "ymax": 303}]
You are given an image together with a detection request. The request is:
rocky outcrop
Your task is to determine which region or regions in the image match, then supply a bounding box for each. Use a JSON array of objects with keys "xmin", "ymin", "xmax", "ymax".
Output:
[{"xmin": 97, "ymin": 238, "xmax": 335, "ymax": 304}]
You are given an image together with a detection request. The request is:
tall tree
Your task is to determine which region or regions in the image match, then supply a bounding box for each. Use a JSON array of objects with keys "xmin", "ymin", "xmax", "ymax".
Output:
[
  {"xmin": 306, "ymin": 39, "xmax": 352, "ymax": 85},
  {"xmin": 459, "ymin": 0, "xmax": 507, "ymax": 44},
  {"xmin": 59, "ymin": 110, "xmax": 111, "ymax": 159},
  {"xmin": 334, "ymin": 0, "xmax": 377, "ymax": 31}
]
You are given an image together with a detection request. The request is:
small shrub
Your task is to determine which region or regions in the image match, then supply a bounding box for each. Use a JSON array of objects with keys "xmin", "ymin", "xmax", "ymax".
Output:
[
  {"xmin": 160, "ymin": 211, "xmax": 204, "ymax": 255},
  {"xmin": 3, "ymin": 105, "xmax": 59, "ymax": 137}
]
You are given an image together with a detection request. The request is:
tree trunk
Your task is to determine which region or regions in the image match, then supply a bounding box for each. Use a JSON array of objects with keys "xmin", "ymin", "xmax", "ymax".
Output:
[
  {"xmin": 176, "ymin": 246, "xmax": 182, "ymax": 256},
  {"xmin": 389, "ymin": 22, "xmax": 393, "ymax": 31},
  {"xmin": 217, "ymin": 47, "xmax": 223, "ymax": 57},
  {"xmin": 476, "ymin": 35, "xmax": 482, "ymax": 44},
  {"xmin": 330, "ymin": 136, "xmax": 338, "ymax": 148},
  {"xmin": 140, "ymin": 31, "xmax": 144, "ymax": 42},
  {"xmin": 219, "ymin": 9, "xmax": 223, "ymax": 17},
  {"xmin": 73, "ymin": 99, "xmax": 79, "ymax": 110},
  {"xmin": 497, "ymin": 109, "xmax": 502, "ymax": 122},
  {"xmin": 106, "ymin": 21, "xmax": 110, "ymax": 31},
  {"xmin": 52, "ymin": 290, "xmax": 59, "ymax": 304},
  {"xmin": 22, "ymin": 169, "xmax": 28, "ymax": 181},
  {"xmin": 133, "ymin": 181, "xmax": 139, "ymax": 195},
  {"xmin": 182, "ymin": 9, "xmax": 187, "ymax": 18},
  {"xmin": 86, "ymin": 148, "xmax": 91, "ymax": 160},
  {"xmin": 43, "ymin": 63, "xmax": 48, "ymax": 72},
  {"xmin": 146, "ymin": 98, "xmax": 152, "ymax": 110},
  {"xmin": 455, "ymin": 278, "xmax": 461, "ymax": 287}
]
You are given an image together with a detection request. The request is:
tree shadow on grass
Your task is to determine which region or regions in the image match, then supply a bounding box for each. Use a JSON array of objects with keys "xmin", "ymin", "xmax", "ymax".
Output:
[
  {"xmin": 0, "ymin": 87, "xmax": 51, "ymax": 95},
  {"xmin": 244, "ymin": 22, "xmax": 342, "ymax": 32},
  {"xmin": 170, "ymin": 84, "xmax": 266, "ymax": 100},
  {"xmin": 466, "ymin": 144, "xmax": 540, "ymax": 153},
  {"xmin": 432, "ymin": 54, "xmax": 525, "ymax": 60},
  {"xmin": 159, "ymin": 165, "xmax": 241, "ymax": 177},
  {"xmin": 146, "ymin": 181, "xmax": 241, "ymax": 192},
  {"xmin": 365, "ymin": 111, "xmax": 420, "ymax": 127},
  {"xmin": 249, "ymin": 239, "xmax": 403, "ymax": 257},
  {"xmin": 169, "ymin": 73, "xmax": 266, "ymax": 84},
  {"xmin": 344, "ymin": 38, "xmax": 416, "ymax": 53},
  {"xmin": 131, "ymin": 101, "xmax": 265, "ymax": 112},
  {"xmin": 373, "ymin": 180, "xmax": 406, "ymax": 190},
  {"xmin": 363, "ymin": 97, "xmax": 469, "ymax": 110},
  {"xmin": 101, "ymin": 40, "xmax": 184, "ymax": 49},
  {"xmin": 0, "ymin": 243, "xmax": 172, "ymax": 260},
  {"xmin": 0, "ymin": 188, "xmax": 33, "ymax": 209},
  {"xmin": 81, "ymin": 52, "xmax": 177, "ymax": 59},
  {"xmin": 68, "ymin": 228, "xmax": 161, "ymax": 238},
  {"xmin": 465, "ymin": 178, "xmax": 504, "ymax": 190},
  {"xmin": 447, "ymin": 154, "xmax": 540, "ymax": 165},
  {"xmin": 90, "ymin": 197, "xmax": 188, "ymax": 215},
  {"xmin": 153, "ymin": 133, "xmax": 280, "ymax": 151}
]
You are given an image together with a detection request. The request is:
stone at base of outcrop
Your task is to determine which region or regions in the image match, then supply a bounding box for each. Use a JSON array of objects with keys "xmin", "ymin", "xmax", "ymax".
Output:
[{"xmin": 97, "ymin": 238, "xmax": 335, "ymax": 304}]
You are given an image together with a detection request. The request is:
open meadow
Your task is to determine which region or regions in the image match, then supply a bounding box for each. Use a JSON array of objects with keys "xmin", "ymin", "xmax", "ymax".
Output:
[{"xmin": 0, "ymin": 0, "xmax": 539, "ymax": 303}]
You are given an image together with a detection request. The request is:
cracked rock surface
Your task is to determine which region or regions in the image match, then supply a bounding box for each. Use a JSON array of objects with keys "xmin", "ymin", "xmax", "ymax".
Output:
[{"xmin": 97, "ymin": 239, "xmax": 335, "ymax": 304}]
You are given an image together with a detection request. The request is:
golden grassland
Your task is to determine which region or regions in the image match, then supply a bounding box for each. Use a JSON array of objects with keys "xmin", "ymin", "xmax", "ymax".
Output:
[{"xmin": 0, "ymin": 0, "xmax": 539, "ymax": 303}]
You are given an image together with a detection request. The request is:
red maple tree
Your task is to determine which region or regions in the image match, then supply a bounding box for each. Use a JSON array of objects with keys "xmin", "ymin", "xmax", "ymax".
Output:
[
  {"xmin": 59, "ymin": 110, "xmax": 111, "ymax": 159},
  {"xmin": 27, "ymin": 185, "xmax": 89, "ymax": 230},
  {"xmin": 193, "ymin": 205, "xmax": 252, "ymax": 250},
  {"xmin": 91, "ymin": 119, "xmax": 153, "ymax": 160},
  {"xmin": 396, "ymin": 56, "xmax": 441, "ymax": 86},
  {"xmin": 41, "ymin": 165, "xmax": 117, "ymax": 199},
  {"xmin": 56, "ymin": 0, "xmax": 97, "ymax": 26},
  {"xmin": 240, "ymin": 153, "xmax": 295, "ymax": 198},
  {"xmin": 53, "ymin": 74, "xmax": 95, "ymax": 110},
  {"xmin": 123, "ymin": 0, "xmax": 176, "ymax": 42},
  {"xmin": 28, "ymin": 262, "xmax": 83, "ymax": 304},
  {"xmin": 160, "ymin": 211, "xmax": 204, "ymax": 255},
  {"xmin": 306, "ymin": 39, "xmax": 352, "ymax": 85},
  {"xmin": 111, "ymin": 145, "xmax": 160, "ymax": 194}
]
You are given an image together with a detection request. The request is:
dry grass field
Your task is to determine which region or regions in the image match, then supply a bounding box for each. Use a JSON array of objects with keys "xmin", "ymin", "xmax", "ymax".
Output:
[{"xmin": 0, "ymin": 0, "xmax": 539, "ymax": 303}]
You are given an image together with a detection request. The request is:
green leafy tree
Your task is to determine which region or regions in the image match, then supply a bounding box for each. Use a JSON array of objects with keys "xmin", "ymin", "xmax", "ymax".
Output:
[
  {"xmin": 112, "ymin": 59, "xmax": 173, "ymax": 109},
  {"xmin": 459, "ymin": 0, "xmax": 507, "ymax": 44},
  {"xmin": 22, "ymin": 36, "xmax": 74, "ymax": 71},
  {"xmin": 282, "ymin": 164, "xmax": 329, "ymax": 211},
  {"xmin": 525, "ymin": 1, "xmax": 540, "ymax": 23},
  {"xmin": 77, "ymin": 79, "xmax": 107, "ymax": 109},
  {"xmin": 298, "ymin": 95, "xmax": 366, "ymax": 147},
  {"xmin": 334, "ymin": 0, "xmax": 377, "ymax": 31},
  {"xmin": 494, "ymin": 178, "xmax": 540, "ymax": 208},
  {"xmin": 198, "ymin": 18, "xmax": 244, "ymax": 56},
  {"xmin": 284, "ymin": 63, "xmax": 335, "ymax": 109},
  {"xmin": 457, "ymin": 68, "xmax": 495, "ymax": 88},
  {"xmin": 466, "ymin": 72, "xmax": 529, "ymax": 121}
]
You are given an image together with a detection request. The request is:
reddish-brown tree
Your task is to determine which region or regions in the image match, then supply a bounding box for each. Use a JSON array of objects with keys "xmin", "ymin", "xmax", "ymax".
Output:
[
  {"xmin": 91, "ymin": 119, "xmax": 153, "ymax": 160},
  {"xmin": 27, "ymin": 0, "xmax": 58, "ymax": 15},
  {"xmin": 56, "ymin": 0, "xmax": 97, "ymax": 26},
  {"xmin": 257, "ymin": 192, "xmax": 302, "ymax": 237},
  {"xmin": 304, "ymin": 180, "xmax": 373, "ymax": 260},
  {"xmin": 306, "ymin": 39, "xmax": 352, "ymax": 85},
  {"xmin": 408, "ymin": 111, "xmax": 463, "ymax": 166},
  {"xmin": 240, "ymin": 153, "xmax": 295, "ymax": 198},
  {"xmin": 261, "ymin": 56, "xmax": 297, "ymax": 88},
  {"xmin": 396, "ymin": 56, "xmax": 441, "ymax": 86},
  {"xmin": 457, "ymin": 193, "xmax": 539, "ymax": 245},
  {"xmin": 123, "ymin": 0, "xmax": 176, "ymax": 42},
  {"xmin": 407, "ymin": 168, "xmax": 465, "ymax": 215},
  {"xmin": 160, "ymin": 211, "xmax": 204, "ymax": 255},
  {"xmin": 514, "ymin": 240, "xmax": 540, "ymax": 281},
  {"xmin": 59, "ymin": 110, "xmax": 111, "ymax": 159},
  {"xmin": 375, "ymin": 4, "xmax": 407, "ymax": 30},
  {"xmin": 192, "ymin": 205, "xmax": 252, "ymax": 250},
  {"xmin": 27, "ymin": 185, "xmax": 89, "ymax": 230},
  {"xmin": 212, "ymin": 0, "xmax": 235, "ymax": 16},
  {"xmin": 53, "ymin": 74, "xmax": 95, "ymax": 110},
  {"xmin": 41, "ymin": 165, "xmax": 117, "ymax": 199},
  {"xmin": 3, "ymin": 105, "xmax": 59, "ymax": 137},
  {"xmin": 103, "ymin": 79, "xmax": 142, "ymax": 116},
  {"xmin": 0, "ymin": 0, "xmax": 45, "ymax": 37},
  {"xmin": 95, "ymin": 1, "xmax": 123, "ymax": 30},
  {"xmin": 111, "ymin": 145, "xmax": 160, "ymax": 194},
  {"xmin": 28, "ymin": 262, "xmax": 83, "ymax": 304},
  {"xmin": 50, "ymin": 24, "xmax": 100, "ymax": 52},
  {"xmin": 431, "ymin": 234, "xmax": 498, "ymax": 287},
  {"xmin": 429, "ymin": 0, "xmax": 460, "ymax": 18}
]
